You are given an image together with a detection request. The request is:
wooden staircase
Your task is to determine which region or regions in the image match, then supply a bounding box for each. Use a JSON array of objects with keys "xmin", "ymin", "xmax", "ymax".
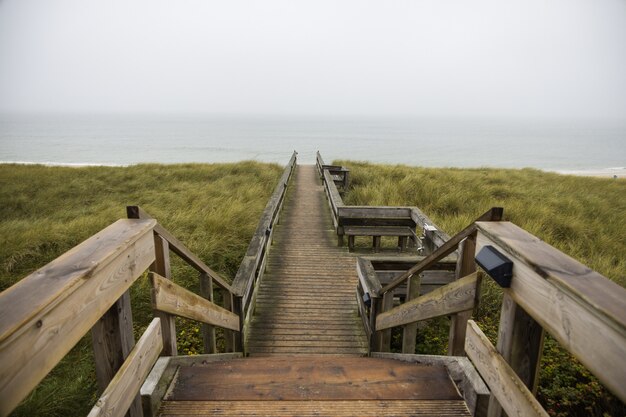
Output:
[{"xmin": 153, "ymin": 166, "xmax": 471, "ymax": 416}]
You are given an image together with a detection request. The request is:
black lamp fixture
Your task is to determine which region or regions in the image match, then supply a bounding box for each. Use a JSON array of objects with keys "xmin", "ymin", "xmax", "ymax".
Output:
[
  {"xmin": 475, "ymin": 245, "xmax": 514, "ymax": 288},
  {"xmin": 362, "ymin": 292, "xmax": 371, "ymax": 308}
]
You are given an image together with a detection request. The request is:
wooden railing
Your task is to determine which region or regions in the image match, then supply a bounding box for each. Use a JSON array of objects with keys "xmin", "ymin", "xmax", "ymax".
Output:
[
  {"xmin": 465, "ymin": 221, "xmax": 626, "ymax": 417},
  {"xmin": 0, "ymin": 209, "xmax": 243, "ymax": 417},
  {"xmin": 317, "ymin": 152, "xmax": 449, "ymax": 252},
  {"xmin": 358, "ymin": 208, "xmax": 503, "ymax": 355},
  {"xmin": 231, "ymin": 151, "xmax": 297, "ymax": 350}
]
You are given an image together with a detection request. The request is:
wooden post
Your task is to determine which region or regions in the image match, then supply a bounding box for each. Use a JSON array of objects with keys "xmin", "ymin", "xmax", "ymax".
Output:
[
  {"xmin": 199, "ymin": 272, "xmax": 216, "ymax": 354},
  {"xmin": 448, "ymin": 235, "xmax": 477, "ymax": 356},
  {"xmin": 398, "ymin": 236, "xmax": 408, "ymax": 252},
  {"xmin": 226, "ymin": 293, "xmax": 242, "ymax": 353},
  {"xmin": 402, "ymin": 274, "xmax": 421, "ymax": 353},
  {"xmin": 151, "ymin": 235, "xmax": 177, "ymax": 356},
  {"xmin": 373, "ymin": 236, "xmax": 381, "ymax": 253},
  {"xmin": 90, "ymin": 292, "xmax": 142, "ymax": 417},
  {"xmin": 376, "ymin": 291, "xmax": 394, "ymax": 352},
  {"xmin": 368, "ymin": 295, "xmax": 380, "ymax": 352},
  {"xmin": 487, "ymin": 292, "xmax": 545, "ymax": 417}
]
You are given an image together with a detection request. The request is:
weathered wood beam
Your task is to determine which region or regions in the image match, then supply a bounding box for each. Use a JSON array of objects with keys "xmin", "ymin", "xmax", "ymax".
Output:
[
  {"xmin": 376, "ymin": 272, "xmax": 478, "ymax": 331},
  {"xmin": 88, "ymin": 318, "xmax": 163, "ymax": 417},
  {"xmin": 151, "ymin": 273, "xmax": 239, "ymax": 331},
  {"xmin": 0, "ymin": 219, "xmax": 156, "ymax": 416},
  {"xmin": 465, "ymin": 320, "xmax": 549, "ymax": 417},
  {"xmin": 476, "ymin": 221, "xmax": 626, "ymax": 403}
]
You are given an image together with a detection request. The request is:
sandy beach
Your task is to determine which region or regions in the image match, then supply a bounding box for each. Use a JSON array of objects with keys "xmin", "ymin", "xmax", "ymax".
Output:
[{"xmin": 553, "ymin": 167, "xmax": 626, "ymax": 178}]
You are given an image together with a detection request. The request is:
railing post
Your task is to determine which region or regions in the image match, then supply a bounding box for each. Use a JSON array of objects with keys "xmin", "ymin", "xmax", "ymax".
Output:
[
  {"xmin": 90, "ymin": 292, "xmax": 143, "ymax": 417},
  {"xmin": 448, "ymin": 234, "xmax": 477, "ymax": 356},
  {"xmin": 199, "ymin": 272, "xmax": 216, "ymax": 354},
  {"xmin": 151, "ymin": 235, "xmax": 178, "ymax": 356},
  {"xmin": 374, "ymin": 291, "xmax": 394, "ymax": 352},
  {"xmin": 487, "ymin": 292, "xmax": 545, "ymax": 417},
  {"xmin": 224, "ymin": 293, "xmax": 242, "ymax": 353},
  {"xmin": 402, "ymin": 274, "xmax": 421, "ymax": 353}
]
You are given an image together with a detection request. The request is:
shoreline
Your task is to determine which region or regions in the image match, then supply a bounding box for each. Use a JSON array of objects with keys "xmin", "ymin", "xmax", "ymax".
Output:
[{"xmin": 2, "ymin": 160, "xmax": 625, "ymax": 178}]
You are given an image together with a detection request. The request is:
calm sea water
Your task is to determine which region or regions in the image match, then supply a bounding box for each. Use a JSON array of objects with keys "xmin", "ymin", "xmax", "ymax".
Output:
[{"xmin": 1, "ymin": 114, "xmax": 624, "ymax": 171}]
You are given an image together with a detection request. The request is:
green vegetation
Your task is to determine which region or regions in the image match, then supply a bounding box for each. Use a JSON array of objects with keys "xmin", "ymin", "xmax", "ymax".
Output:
[
  {"xmin": 336, "ymin": 160, "xmax": 626, "ymax": 417},
  {"xmin": 0, "ymin": 162, "xmax": 282, "ymax": 416},
  {"xmin": 2, "ymin": 160, "xmax": 624, "ymax": 417}
]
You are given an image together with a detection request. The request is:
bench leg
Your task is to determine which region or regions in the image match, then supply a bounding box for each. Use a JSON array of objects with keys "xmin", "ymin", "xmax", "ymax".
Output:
[
  {"xmin": 373, "ymin": 236, "xmax": 381, "ymax": 253},
  {"xmin": 398, "ymin": 236, "xmax": 407, "ymax": 252},
  {"xmin": 348, "ymin": 235, "xmax": 355, "ymax": 252},
  {"xmin": 338, "ymin": 233, "xmax": 344, "ymax": 247}
]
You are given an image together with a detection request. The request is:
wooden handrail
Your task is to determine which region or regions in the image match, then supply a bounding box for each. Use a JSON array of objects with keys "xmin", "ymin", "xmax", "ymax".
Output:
[
  {"xmin": 151, "ymin": 273, "xmax": 240, "ymax": 331},
  {"xmin": 379, "ymin": 207, "xmax": 503, "ymax": 295},
  {"xmin": 231, "ymin": 151, "xmax": 297, "ymax": 306},
  {"xmin": 0, "ymin": 219, "xmax": 157, "ymax": 416},
  {"xmin": 476, "ymin": 221, "xmax": 626, "ymax": 403},
  {"xmin": 376, "ymin": 272, "xmax": 479, "ymax": 331},
  {"xmin": 465, "ymin": 320, "xmax": 549, "ymax": 417},
  {"xmin": 127, "ymin": 206, "xmax": 234, "ymax": 293}
]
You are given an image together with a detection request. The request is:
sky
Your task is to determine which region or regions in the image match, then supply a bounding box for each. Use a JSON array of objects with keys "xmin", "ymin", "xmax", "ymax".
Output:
[{"xmin": 0, "ymin": 0, "xmax": 625, "ymax": 121}]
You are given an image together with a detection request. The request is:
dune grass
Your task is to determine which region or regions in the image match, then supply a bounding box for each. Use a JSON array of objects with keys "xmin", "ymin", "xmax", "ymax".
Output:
[
  {"xmin": 0, "ymin": 162, "xmax": 282, "ymax": 416},
  {"xmin": 336, "ymin": 160, "xmax": 626, "ymax": 417}
]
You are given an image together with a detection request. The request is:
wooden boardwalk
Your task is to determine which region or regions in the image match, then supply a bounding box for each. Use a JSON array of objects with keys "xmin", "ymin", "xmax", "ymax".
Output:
[{"xmin": 247, "ymin": 164, "xmax": 368, "ymax": 355}]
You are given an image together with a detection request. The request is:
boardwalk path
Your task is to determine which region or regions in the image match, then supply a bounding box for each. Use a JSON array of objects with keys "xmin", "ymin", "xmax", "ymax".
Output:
[{"xmin": 247, "ymin": 165, "xmax": 368, "ymax": 355}]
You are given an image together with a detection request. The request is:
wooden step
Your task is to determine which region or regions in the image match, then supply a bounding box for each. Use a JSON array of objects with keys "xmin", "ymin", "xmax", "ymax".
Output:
[
  {"xmin": 159, "ymin": 400, "xmax": 471, "ymax": 416},
  {"xmin": 158, "ymin": 356, "xmax": 471, "ymax": 416}
]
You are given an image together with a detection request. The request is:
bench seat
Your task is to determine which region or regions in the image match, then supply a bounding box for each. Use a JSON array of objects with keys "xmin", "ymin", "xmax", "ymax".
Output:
[{"xmin": 344, "ymin": 226, "xmax": 418, "ymax": 252}]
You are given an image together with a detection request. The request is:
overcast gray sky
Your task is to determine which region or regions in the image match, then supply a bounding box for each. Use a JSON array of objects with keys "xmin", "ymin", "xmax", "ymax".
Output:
[{"xmin": 1, "ymin": 0, "xmax": 625, "ymax": 121}]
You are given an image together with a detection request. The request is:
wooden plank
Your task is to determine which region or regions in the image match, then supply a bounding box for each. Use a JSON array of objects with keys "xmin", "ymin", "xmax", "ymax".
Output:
[
  {"xmin": 377, "ymin": 272, "xmax": 478, "ymax": 331},
  {"xmin": 487, "ymin": 292, "xmax": 544, "ymax": 417},
  {"xmin": 151, "ymin": 273, "xmax": 239, "ymax": 331},
  {"xmin": 465, "ymin": 320, "xmax": 549, "ymax": 417},
  {"xmin": 476, "ymin": 222, "xmax": 626, "ymax": 402},
  {"xmin": 476, "ymin": 221, "xmax": 626, "ymax": 334},
  {"xmin": 159, "ymin": 400, "xmax": 471, "ymax": 416},
  {"xmin": 372, "ymin": 352, "xmax": 490, "ymax": 417},
  {"xmin": 338, "ymin": 206, "xmax": 414, "ymax": 219},
  {"xmin": 141, "ymin": 353, "xmax": 243, "ymax": 417},
  {"xmin": 166, "ymin": 356, "xmax": 462, "ymax": 401},
  {"xmin": 344, "ymin": 226, "xmax": 416, "ymax": 237},
  {"xmin": 90, "ymin": 291, "xmax": 142, "ymax": 417},
  {"xmin": 0, "ymin": 218, "xmax": 155, "ymax": 344},
  {"xmin": 0, "ymin": 221, "xmax": 155, "ymax": 417},
  {"xmin": 88, "ymin": 318, "xmax": 163, "ymax": 417}
]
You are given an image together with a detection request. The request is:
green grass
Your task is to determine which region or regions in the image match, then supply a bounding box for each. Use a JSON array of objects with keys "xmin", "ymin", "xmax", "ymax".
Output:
[
  {"xmin": 0, "ymin": 162, "xmax": 282, "ymax": 416},
  {"xmin": 2, "ymin": 161, "xmax": 625, "ymax": 416},
  {"xmin": 336, "ymin": 160, "xmax": 626, "ymax": 417}
]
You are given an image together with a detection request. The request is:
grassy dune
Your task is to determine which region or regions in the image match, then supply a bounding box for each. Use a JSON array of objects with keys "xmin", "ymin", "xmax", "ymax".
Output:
[
  {"xmin": 336, "ymin": 160, "xmax": 626, "ymax": 417},
  {"xmin": 1, "ymin": 161, "xmax": 624, "ymax": 416},
  {"xmin": 0, "ymin": 162, "xmax": 282, "ymax": 416}
]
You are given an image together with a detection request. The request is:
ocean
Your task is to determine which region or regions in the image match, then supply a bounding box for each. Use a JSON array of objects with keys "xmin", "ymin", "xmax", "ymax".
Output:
[{"xmin": 1, "ymin": 114, "xmax": 625, "ymax": 172}]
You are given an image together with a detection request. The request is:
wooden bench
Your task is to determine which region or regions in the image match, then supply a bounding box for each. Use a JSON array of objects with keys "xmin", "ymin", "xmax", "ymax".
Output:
[{"xmin": 344, "ymin": 226, "xmax": 418, "ymax": 252}]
